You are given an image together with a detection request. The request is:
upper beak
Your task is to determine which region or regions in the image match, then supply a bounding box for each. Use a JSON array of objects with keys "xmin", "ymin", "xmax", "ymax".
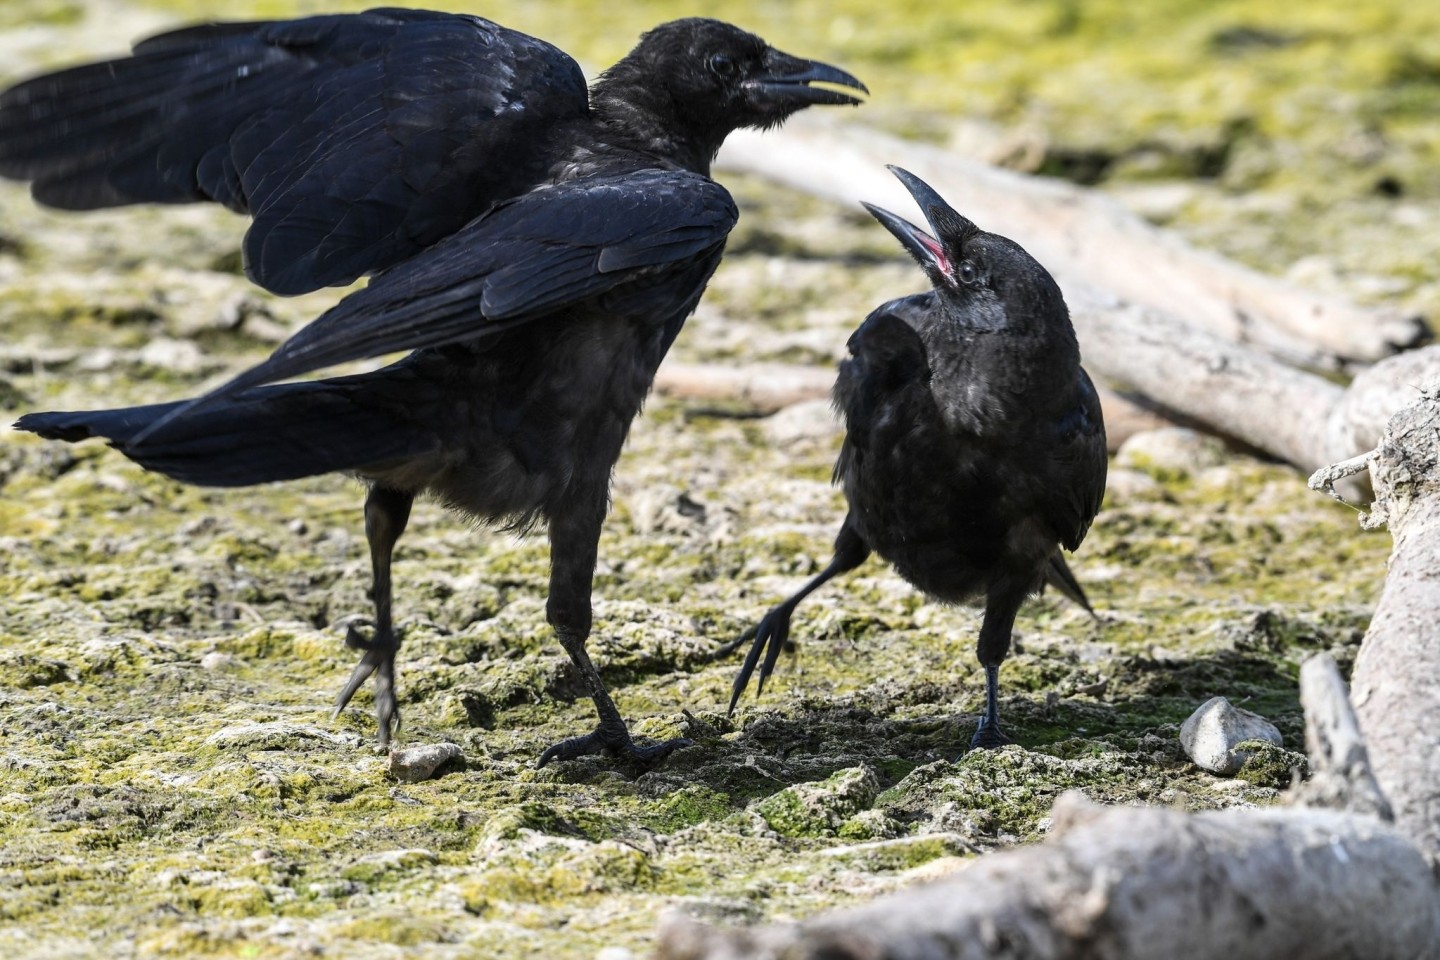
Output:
[{"xmin": 745, "ymin": 49, "xmax": 868, "ymax": 108}]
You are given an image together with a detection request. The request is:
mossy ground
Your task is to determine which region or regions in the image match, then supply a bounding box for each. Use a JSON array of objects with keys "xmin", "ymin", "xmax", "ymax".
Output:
[{"xmin": 0, "ymin": 1, "xmax": 1410, "ymax": 957}]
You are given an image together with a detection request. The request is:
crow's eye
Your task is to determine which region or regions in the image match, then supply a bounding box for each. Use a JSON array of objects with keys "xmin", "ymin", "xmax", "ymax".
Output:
[
  {"xmin": 708, "ymin": 54, "xmax": 737, "ymax": 78},
  {"xmin": 955, "ymin": 260, "xmax": 980, "ymax": 285}
]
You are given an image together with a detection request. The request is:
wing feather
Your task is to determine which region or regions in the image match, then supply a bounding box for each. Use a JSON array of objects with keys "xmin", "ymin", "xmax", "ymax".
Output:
[{"xmin": 0, "ymin": 9, "xmax": 588, "ymax": 293}]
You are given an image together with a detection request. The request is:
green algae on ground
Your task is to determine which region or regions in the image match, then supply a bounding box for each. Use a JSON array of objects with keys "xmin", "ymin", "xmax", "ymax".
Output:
[{"xmin": 0, "ymin": 0, "xmax": 1409, "ymax": 956}]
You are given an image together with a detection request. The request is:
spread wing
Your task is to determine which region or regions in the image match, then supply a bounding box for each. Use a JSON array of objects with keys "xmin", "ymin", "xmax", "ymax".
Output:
[
  {"xmin": 131, "ymin": 169, "xmax": 738, "ymax": 442},
  {"xmin": 0, "ymin": 8, "xmax": 588, "ymax": 295}
]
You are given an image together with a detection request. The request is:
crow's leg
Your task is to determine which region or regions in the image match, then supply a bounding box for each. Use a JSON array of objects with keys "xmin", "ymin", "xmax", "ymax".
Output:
[
  {"xmin": 538, "ymin": 490, "xmax": 691, "ymax": 768},
  {"xmin": 334, "ymin": 485, "xmax": 414, "ymax": 747},
  {"xmin": 969, "ymin": 581, "xmax": 1030, "ymax": 751},
  {"xmin": 727, "ymin": 518, "xmax": 870, "ymax": 713}
]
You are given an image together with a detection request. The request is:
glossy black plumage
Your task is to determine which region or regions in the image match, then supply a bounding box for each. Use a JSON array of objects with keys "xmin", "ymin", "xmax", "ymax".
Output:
[
  {"xmin": 731, "ymin": 167, "xmax": 1106, "ymax": 752},
  {"xmin": 6, "ymin": 11, "xmax": 866, "ymax": 762}
]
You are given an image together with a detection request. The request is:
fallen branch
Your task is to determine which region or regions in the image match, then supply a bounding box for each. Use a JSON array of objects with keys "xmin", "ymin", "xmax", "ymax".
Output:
[
  {"xmin": 1065, "ymin": 285, "xmax": 1343, "ymax": 472},
  {"xmin": 653, "ymin": 360, "xmax": 1172, "ymax": 451},
  {"xmin": 717, "ymin": 117, "xmax": 1426, "ymax": 367},
  {"xmin": 660, "ymin": 797, "xmax": 1435, "ymax": 960},
  {"xmin": 1343, "ymin": 385, "xmax": 1440, "ymax": 863},
  {"xmin": 717, "ymin": 121, "xmax": 1440, "ymax": 481}
]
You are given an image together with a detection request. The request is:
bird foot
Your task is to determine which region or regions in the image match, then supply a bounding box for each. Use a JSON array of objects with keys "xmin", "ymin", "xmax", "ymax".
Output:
[
  {"xmin": 727, "ymin": 604, "xmax": 797, "ymax": 714},
  {"xmin": 969, "ymin": 718, "xmax": 1014, "ymax": 751},
  {"xmin": 537, "ymin": 718, "xmax": 692, "ymax": 768},
  {"xmin": 333, "ymin": 623, "xmax": 401, "ymax": 747}
]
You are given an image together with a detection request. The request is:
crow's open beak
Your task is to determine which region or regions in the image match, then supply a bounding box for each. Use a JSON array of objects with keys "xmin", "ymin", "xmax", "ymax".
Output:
[
  {"xmin": 861, "ymin": 166, "xmax": 976, "ymax": 276},
  {"xmin": 746, "ymin": 49, "xmax": 868, "ymax": 108}
]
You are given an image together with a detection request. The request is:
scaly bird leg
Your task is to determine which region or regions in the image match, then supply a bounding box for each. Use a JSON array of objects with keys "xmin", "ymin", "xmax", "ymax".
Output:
[
  {"xmin": 538, "ymin": 490, "xmax": 691, "ymax": 767},
  {"xmin": 728, "ymin": 518, "xmax": 870, "ymax": 713},
  {"xmin": 969, "ymin": 580, "xmax": 1028, "ymax": 752},
  {"xmin": 334, "ymin": 485, "xmax": 413, "ymax": 747}
]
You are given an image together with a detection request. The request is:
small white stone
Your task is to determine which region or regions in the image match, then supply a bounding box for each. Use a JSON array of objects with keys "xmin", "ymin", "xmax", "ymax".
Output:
[
  {"xmin": 1179, "ymin": 696, "xmax": 1284, "ymax": 776},
  {"xmin": 200, "ymin": 652, "xmax": 238, "ymax": 672},
  {"xmin": 1116, "ymin": 427, "xmax": 1226, "ymax": 477},
  {"xmin": 389, "ymin": 742, "xmax": 463, "ymax": 783},
  {"xmin": 763, "ymin": 398, "xmax": 841, "ymax": 447},
  {"xmin": 138, "ymin": 336, "xmax": 205, "ymax": 373}
]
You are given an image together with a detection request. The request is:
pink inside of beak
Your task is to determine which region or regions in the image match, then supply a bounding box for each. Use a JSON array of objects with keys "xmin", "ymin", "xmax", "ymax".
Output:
[{"xmin": 917, "ymin": 231, "xmax": 951, "ymax": 276}]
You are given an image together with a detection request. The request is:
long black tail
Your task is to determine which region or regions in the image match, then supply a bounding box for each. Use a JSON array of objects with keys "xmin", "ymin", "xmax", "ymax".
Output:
[
  {"xmin": 14, "ymin": 369, "xmax": 440, "ymax": 488},
  {"xmin": 1044, "ymin": 553, "xmax": 1096, "ymax": 618}
]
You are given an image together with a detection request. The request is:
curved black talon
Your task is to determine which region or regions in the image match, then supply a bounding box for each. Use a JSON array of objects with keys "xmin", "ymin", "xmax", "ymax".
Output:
[
  {"xmin": 710, "ymin": 622, "xmax": 759, "ymax": 661},
  {"xmin": 968, "ymin": 717, "xmax": 1014, "ymax": 751},
  {"xmin": 334, "ymin": 623, "xmax": 402, "ymax": 747},
  {"xmin": 537, "ymin": 719, "xmax": 692, "ymax": 768},
  {"xmin": 727, "ymin": 603, "xmax": 797, "ymax": 715}
]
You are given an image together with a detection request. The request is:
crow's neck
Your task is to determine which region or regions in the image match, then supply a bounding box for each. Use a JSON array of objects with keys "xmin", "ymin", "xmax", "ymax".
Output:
[{"xmin": 590, "ymin": 82, "xmax": 727, "ymax": 175}]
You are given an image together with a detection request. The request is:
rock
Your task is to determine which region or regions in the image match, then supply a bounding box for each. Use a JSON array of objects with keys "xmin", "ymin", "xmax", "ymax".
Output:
[
  {"xmin": 1179, "ymin": 696, "xmax": 1284, "ymax": 775},
  {"xmin": 1101, "ymin": 467, "xmax": 1163, "ymax": 503},
  {"xmin": 762, "ymin": 398, "xmax": 841, "ymax": 447},
  {"xmin": 137, "ymin": 336, "xmax": 206, "ymax": 374},
  {"xmin": 199, "ymin": 652, "xmax": 239, "ymax": 672},
  {"xmin": 389, "ymin": 742, "xmax": 463, "ymax": 783},
  {"xmin": 1115, "ymin": 427, "xmax": 1227, "ymax": 479},
  {"xmin": 755, "ymin": 764, "xmax": 880, "ymax": 838}
]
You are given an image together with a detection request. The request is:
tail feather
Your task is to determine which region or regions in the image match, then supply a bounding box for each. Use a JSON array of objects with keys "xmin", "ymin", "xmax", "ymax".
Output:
[
  {"xmin": 14, "ymin": 373, "xmax": 439, "ymax": 488},
  {"xmin": 1044, "ymin": 553, "xmax": 1096, "ymax": 617}
]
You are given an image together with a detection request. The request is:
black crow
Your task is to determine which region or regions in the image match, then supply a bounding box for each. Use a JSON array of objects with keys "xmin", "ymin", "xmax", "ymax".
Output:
[
  {"xmin": 730, "ymin": 167, "xmax": 1106, "ymax": 751},
  {"xmin": 2, "ymin": 10, "xmax": 866, "ymax": 764}
]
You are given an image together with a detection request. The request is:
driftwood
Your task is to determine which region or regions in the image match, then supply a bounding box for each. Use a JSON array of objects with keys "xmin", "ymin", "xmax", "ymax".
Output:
[
  {"xmin": 717, "ymin": 117, "xmax": 1426, "ymax": 367},
  {"xmin": 653, "ymin": 361, "xmax": 1172, "ymax": 451},
  {"xmin": 1330, "ymin": 386, "xmax": 1440, "ymax": 861},
  {"xmin": 660, "ymin": 799, "xmax": 1435, "ymax": 960},
  {"xmin": 657, "ymin": 387, "xmax": 1440, "ymax": 960},
  {"xmin": 660, "ymin": 282, "xmax": 1440, "ymax": 479},
  {"xmin": 706, "ymin": 121, "xmax": 1440, "ymax": 482}
]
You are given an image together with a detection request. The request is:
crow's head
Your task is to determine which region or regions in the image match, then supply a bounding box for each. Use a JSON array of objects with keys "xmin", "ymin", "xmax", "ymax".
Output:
[
  {"xmin": 862, "ymin": 166, "xmax": 1068, "ymax": 332},
  {"xmin": 598, "ymin": 19, "xmax": 865, "ymax": 159}
]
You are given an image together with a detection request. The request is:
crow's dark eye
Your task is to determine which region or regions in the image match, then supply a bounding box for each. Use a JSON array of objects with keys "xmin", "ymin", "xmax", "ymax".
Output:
[
  {"xmin": 956, "ymin": 260, "xmax": 980, "ymax": 285},
  {"xmin": 708, "ymin": 53, "xmax": 737, "ymax": 78}
]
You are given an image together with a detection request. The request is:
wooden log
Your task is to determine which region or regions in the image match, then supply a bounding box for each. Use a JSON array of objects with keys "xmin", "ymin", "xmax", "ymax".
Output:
[
  {"xmin": 714, "ymin": 121, "xmax": 1440, "ymax": 484},
  {"xmin": 1291, "ymin": 655, "xmax": 1392, "ymax": 820},
  {"xmin": 1343, "ymin": 385, "xmax": 1440, "ymax": 863},
  {"xmin": 652, "ymin": 359, "xmax": 1173, "ymax": 451},
  {"xmin": 1065, "ymin": 284, "xmax": 1344, "ymax": 472},
  {"xmin": 717, "ymin": 117, "xmax": 1427, "ymax": 367},
  {"xmin": 657, "ymin": 795, "xmax": 1438, "ymax": 960}
]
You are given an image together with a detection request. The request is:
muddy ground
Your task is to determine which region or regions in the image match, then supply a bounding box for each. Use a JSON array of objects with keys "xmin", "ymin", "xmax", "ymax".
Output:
[{"xmin": 0, "ymin": 1, "xmax": 1426, "ymax": 958}]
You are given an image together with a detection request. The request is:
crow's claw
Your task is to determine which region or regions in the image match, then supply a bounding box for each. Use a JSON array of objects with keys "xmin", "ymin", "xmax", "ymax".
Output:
[
  {"xmin": 728, "ymin": 603, "xmax": 796, "ymax": 715},
  {"xmin": 537, "ymin": 718, "xmax": 691, "ymax": 768},
  {"xmin": 710, "ymin": 622, "xmax": 759, "ymax": 661},
  {"xmin": 968, "ymin": 717, "xmax": 1014, "ymax": 752},
  {"xmin": 334, "ymin": 624, "xmax": 401, "ymax": 747}
]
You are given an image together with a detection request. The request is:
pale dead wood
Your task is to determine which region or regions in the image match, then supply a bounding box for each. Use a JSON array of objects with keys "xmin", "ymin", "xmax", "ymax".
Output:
[
  {"xmin": 657, "ymin": 657, "xmax": 1440, "ymax": 960},
  {"xmin": 1343, "ymin": 385, "xmax": 1440, "ymax": 863},
  {"xmin": 653, "ymin": 362, "xmax": 835, "ymax": 414},
  {"xmin": 715, "ymin": 121, "xmax": 1440, "ymax": 479},
  {"xmin": 653, "ymin": 359, "xmax": 1171, "ymax": 451},
  {"xmin": 1065, "ymin": 284, "xmax": 1344, "ymax": 472},
  {"xmin": 658, "ymin": 796, "xmax": 1438, "ymax": 960},
  {"xmin": 1290, "ymin": 655, "xmax": 1393, "ymax": 819},
  {"xmin": 717, "ymin": 116, "xmax": 1426, "ymax": 366}
]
